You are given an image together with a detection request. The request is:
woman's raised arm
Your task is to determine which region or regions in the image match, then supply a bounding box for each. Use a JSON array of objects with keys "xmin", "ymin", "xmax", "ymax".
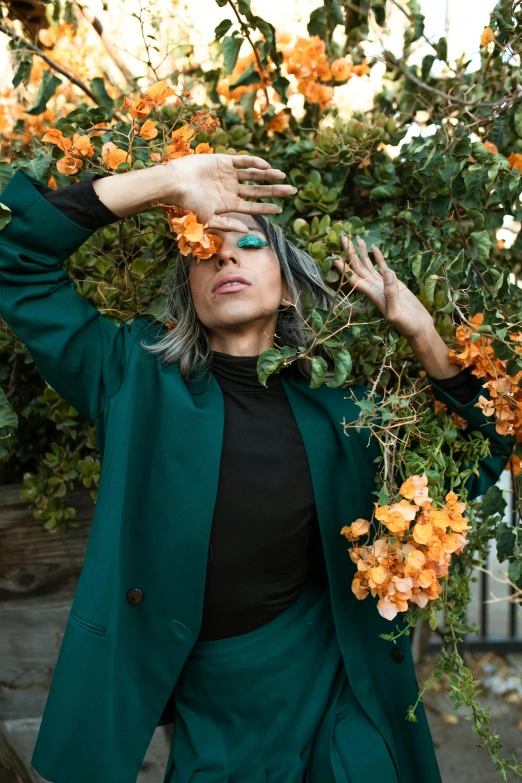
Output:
[{"xmin": 0, "ymin": 156, "xmax": 294, "ymax": 422}]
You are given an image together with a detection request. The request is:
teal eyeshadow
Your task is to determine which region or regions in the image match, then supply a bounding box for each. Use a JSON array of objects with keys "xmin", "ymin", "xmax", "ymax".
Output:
[{"xmin": 237, "ymin": 234, "xmax": 267, "ymax": 249}]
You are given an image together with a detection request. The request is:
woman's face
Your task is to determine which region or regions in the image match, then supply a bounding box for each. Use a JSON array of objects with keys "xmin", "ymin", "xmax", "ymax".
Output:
[{"xmin": 189, "ymin": 213, "xmax": 289, "ymax": 335}]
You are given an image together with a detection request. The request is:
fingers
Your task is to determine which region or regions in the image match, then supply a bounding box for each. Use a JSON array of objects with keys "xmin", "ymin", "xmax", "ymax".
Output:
[
  {"xmin": 207, "ymin": 215, "xmax": 251, "ymax": 233},
  {"xmin": 236, "ymin": 167, "xmax": 287, "ymax": 182},
  {"xmin": 238, "ymin": 183, "xmax": 296, "ymax": 199},
  {"xmin": 235, "ymin": 199, "xmax": 283, "ymax": 215},
  {"xmin": 341, "ymin": 236, "xmax": 369, "ymax": 279},
  {"xmin": 356, "ymin": 237, "xmax": 380, "ymax": 277},
  {"xmin": 232, "ymin": 155, "xmax": 271, "ymax": 169},
  {"xmin": 371, "ymin": 243, "xmax": 388, "ymax": 276}
]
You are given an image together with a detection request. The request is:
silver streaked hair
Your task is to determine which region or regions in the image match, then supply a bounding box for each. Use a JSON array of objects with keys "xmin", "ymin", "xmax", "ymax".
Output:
[{"xmin": 141, "ymin": 215, "xmax": 350, "ymax": 380}]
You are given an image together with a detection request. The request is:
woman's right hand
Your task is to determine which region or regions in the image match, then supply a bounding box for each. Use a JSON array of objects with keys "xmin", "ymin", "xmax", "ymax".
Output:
[
  {"xmin": 164, "ymin": 153, "xmax": 295, "ymax": 233},
  {"xmin": 92, "ymin": 153, "xmax": 294, "ymax": 233}
]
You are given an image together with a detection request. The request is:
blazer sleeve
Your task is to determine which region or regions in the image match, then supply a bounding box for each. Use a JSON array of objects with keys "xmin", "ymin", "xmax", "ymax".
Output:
[
  {"xmin": 429, "ymin": 377, "xmax": 515, "ymax": 501},
  {"xmin": 0, "ymin": 169, "xmax": 146, "ymax": 422}
]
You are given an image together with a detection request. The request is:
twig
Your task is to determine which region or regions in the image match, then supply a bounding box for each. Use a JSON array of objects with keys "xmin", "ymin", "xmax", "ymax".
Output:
[
  {"xmin": 225, "ymin": 0, "xmax": 270, "ymax": 107},
  {"xmin": 383, "ymin": 51, "xmax": 522, "ymax": 110},
  {"xmin": 73, "ymin": 0, "xmax": 135, "ymax": 86},
  {"xmin": 0, "ymin": 22, "xmax": 126, "ymax": 122}
]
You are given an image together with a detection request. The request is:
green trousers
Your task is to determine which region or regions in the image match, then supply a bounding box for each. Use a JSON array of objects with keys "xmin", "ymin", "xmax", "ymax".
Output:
[{"xmin": 164, "ymin": 585, "xmax": 399, "ymax": 783}]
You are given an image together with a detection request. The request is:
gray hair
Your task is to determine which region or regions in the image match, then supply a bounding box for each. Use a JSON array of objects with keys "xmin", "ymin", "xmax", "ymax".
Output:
[{"xmin": 141, "ymin": 215, "xmax": 350, "ymax": 380}]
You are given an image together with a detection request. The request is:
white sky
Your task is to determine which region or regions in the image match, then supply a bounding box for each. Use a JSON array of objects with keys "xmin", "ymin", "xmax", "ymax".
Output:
[{"xmin": 0, "ymin": 0, "xmax": 497, "ymax": 106}]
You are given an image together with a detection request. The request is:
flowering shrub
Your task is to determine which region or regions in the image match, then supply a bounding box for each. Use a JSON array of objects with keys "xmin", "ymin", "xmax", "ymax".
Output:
[
  {"xmin": 1, "ymin": 0, "xmax": 522, "ymax": 775},
  {"xmin": 342, "ymin": 475, "xmax": 469, "ymax": 621}
]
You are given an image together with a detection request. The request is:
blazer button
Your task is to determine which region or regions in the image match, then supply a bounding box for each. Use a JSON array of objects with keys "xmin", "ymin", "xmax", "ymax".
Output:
[
  {"xmin": 390, "ymin": 647, "xmax": 404, "ymax": 664},
  {"xmin": 127, "ymin": 588, "xmax": 144, "ymax": 606}
]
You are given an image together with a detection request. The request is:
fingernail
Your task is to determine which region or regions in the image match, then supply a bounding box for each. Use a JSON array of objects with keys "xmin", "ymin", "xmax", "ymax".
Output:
[
  {"xmin": 290, "ymin": 187, "xmax": 297, "ymax": 194},
  {"xmin": 384, "ymin": 271, "xmax": 394, "ymax": 283}
]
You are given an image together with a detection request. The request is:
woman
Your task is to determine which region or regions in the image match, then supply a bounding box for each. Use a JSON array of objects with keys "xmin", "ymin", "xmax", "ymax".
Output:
[{"xmin": 0, "ymin": 153, "xmax": 513, "ymax": 783}]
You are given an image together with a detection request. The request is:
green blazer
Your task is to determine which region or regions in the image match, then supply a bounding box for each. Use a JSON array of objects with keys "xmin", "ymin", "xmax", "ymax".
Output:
[{"xmin": 0, "ymin": 171, "xmax": 514, "ymax": 783}]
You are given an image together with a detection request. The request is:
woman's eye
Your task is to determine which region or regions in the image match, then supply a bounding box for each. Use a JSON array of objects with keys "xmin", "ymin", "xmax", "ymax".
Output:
[{"xmin": 237, "ymin": 234, "xmax": 267, "ymax": 249}]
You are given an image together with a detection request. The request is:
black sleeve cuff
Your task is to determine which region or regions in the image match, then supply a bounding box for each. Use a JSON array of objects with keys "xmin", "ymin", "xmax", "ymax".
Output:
[
  {"xmin": 35, "ymin": 175, "xmax": 120, "ymax": 230},
  {"xmin": 428, "ymin": 367, "xmax": 483, "ymax": 405}
]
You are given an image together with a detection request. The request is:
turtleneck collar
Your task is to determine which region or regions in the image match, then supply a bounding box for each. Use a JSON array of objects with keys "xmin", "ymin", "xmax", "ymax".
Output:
[{"xmin": 209, "ymin": 350, "xmax": 286, "ymax": 392}]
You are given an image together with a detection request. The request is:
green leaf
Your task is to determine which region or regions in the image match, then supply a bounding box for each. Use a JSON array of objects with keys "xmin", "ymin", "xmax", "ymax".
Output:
[
  {"xmin": 215, "ymin": 18, "xmax": 233, "ymax": 39},
  {"xmin": 469, "ymin": 230, "xmax": 492, "ymax": 262},
  {"xmin": 89, "ymin": 77, "xmax": 114, "ymax": 107},
  {"xmin": 257, "ymin": 348, "xmax": 285, "ymax": 386},
  {"xmin": 482, "ymin": 485, "xmax": 507, "ymax": 518},
  {"xmin": 436, "ymin": 37, "xmax": 448, "ymax": 61},
  {"xmin": 508, "ymin": 557, "xmax": 522, "ymax": 589},
  {"xmin": 0, "ymin": 385, "xmax": 17, "ymax": 429},
  {"xmin": 327, "ymin": 349, "xmax": 353, "ymax": 388},
  {"xmin": 27, "ymin": 71, "xmax": 62, "ymax": 115},
  {"xmin": 429, "ymin": 613, "xmax": 438, "ymax": 631},
  {"xmin": 222, "ymin": 34, "xmax": 243, "ymax": 74},
  {"xmin": 0, "ymin": 203, "xmax": 11, "ymax": 231},
  {"xmin": 9, "ymin": 39, "xmax": 33, "ymax": 89},
  {"xmin": 0, "ymin": 163, "xmax": 13, "ymax": 195},
  {"xmin": 369, "ymin": 184, "xmax": 404, "ymax": 200},
  {"xmin": 230, "ymin": 62, "xmax": 260, "ymax": 89},
  {"xmin": 17, "ymin": 149, "xmax": 50, "ymax": 181},
  {"xmin": 310, "ymin": 356, "xmax": 328, "ymax": 389},
  {"xmin": 496, "ymin": 522, "xmax": 516, "ymax": 563}
]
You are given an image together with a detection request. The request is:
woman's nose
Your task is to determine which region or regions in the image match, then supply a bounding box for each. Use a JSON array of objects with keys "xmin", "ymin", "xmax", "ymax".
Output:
[{"xmin": 215, "ymin": 245, "xmax": 241, "ymax": 268}]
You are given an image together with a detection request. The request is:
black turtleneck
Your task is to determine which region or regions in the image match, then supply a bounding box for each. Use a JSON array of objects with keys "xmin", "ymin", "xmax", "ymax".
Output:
[
  {"xmin": 40, "ymin": 179, "xmax": 482, "ymax": 640},
  {"xmin": 201, "ymin": 351, "xmax": 327, "ymax": 639}
]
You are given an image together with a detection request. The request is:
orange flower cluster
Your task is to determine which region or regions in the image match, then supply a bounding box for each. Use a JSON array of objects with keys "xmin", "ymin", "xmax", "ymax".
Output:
[
  {"xmin": 282, "ymin": 36, "xmax": 370, "ymax": 109},
  {"xmin": 164, "ymin": 208, "xmax": 223, "ymax": 260},
  {"xmin": 216, "ymin": 52, "xmax": 272, "ymax": 102},
  {"xmin": 121, "ymin": 80, "xmax": 178, "ymax": 120},
  {"xmin": 449, "ymin": 313, "xmax": 522, "ymax": 439},
  {"xmin": 190, "ymin": 109, "xmax": 221, "ymax": 134},
  {"xmin": 41, "ymin": 128, "xmax": 95, "ymax": 174},
  {"xmin": 341, "ymin": 474, "xmax": 470, "ymax": 621}
]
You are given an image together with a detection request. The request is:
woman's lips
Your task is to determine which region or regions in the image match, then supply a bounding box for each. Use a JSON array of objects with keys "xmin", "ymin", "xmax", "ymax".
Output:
[{"xmin": 214, "ymin": 282, "xmax": 251, "ymax": 294}]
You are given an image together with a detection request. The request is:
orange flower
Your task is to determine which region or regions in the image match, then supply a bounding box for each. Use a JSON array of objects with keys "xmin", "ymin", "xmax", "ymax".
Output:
[
  {"xmin": 42, "ymin": 128, "xmax": 72, "ymax": 153},
  {"xmin": 102, "ymin": 141, "xmax": 131, "ymax": 170},
  {"xmin": 400, "ymin": 473, "xmax": 432, "ymax": 505},
  {"xmin": 340, "ymin": 518, "xmax": 370, "ymax": 542},
  {"xmin": 144, "ymin": 80, "xmax": 176, "ymax": 106},
  {"xmin": 190, "ymin": 109, "xmax": 220, "ymax": 134},
  {"xmin": 166, "ymin": 207, "xmax": 224, "ymax": 260},
  {"xmin": 331, "ymin": 58, "xmax": 353, "ymax": 82},
  {"xmin": 483, "ymin": 140, "xmax": 498, "ymax": 154},
  {"xmin": 352, "ymin": 62, "xmax": 371, "ymax": 77},
  {"xmin": 163, "ymin": 124, "xmax": 197, "ymax": 161},
  {"xmin": 267, "ymin": 111, "xmax": 290, "ymax": 133},
  {"xmin": 195, "ymin": 143, "xmax": 213, "ymax": 154},
  {"xmin": 284, "ymin": 36, "xmax": 331, "ymax": 82},
  {"xmin": 412, "ymin": 520, "xmax": 433, "ymax": 545},
  {"xmin": 140, "ymin": 120, "xmax": 159, "ymax": 140},
  {"xmin": 56, "ymin": 155, "xmax": 83, "ymax": 175},
  {"xmin": 481, "ymin": 26, "xmax": 494, "ymax": 46},
  {"xmin": 126, "ymin": 95, "xmax": 152, "ymax": 120},
  {"xmin": 299, "ymin": 80, "xmax": 334, "ymax": 109},
  {"xmin": 71, "ymin": 133, "xmax": 94, "ymax": 157},
  {"xmin": 507, "ymin": 152, "xmax": 522, "ymax": 173},
  {"xmin": 47, "ymin": 175, "xmax": 57, "ymax": 190}
]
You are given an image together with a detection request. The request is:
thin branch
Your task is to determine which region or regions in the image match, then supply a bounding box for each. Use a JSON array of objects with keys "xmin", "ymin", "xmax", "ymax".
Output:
[
  {"xmin": 73, "ymin": 1, "xmax": 135, "ymax": 86},
  {"xmin": 0, "ymin": 22, "xmax": 126, "ymax": 122},
  {"xmin": 225, "ymin": 0, "xmax": 270, "ymax": 107},
  {"xmin": 383, "ymin": 51, "xmax": 522, "ymax": 110}
]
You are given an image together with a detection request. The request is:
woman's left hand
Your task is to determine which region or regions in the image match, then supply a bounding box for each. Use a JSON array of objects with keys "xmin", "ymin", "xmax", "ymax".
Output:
[{"xmin": 333, "ymin": 236, "xmax": 435, "ymax": 342}]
